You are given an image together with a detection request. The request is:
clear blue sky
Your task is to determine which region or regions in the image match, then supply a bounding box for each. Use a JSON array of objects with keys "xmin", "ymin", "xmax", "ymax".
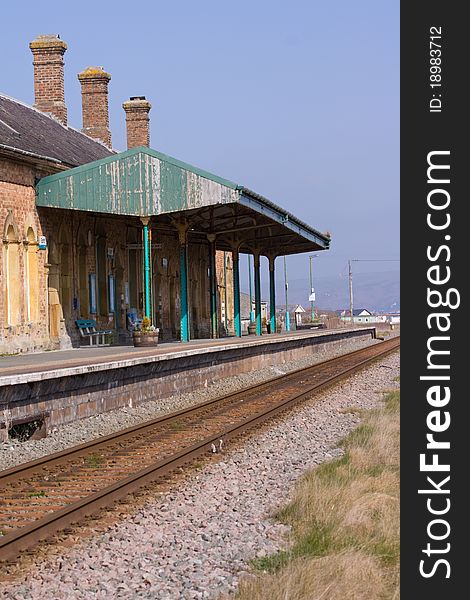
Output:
[{"xmin": 0, "ymin": 0, "xmax": 399, "ymax": 298}]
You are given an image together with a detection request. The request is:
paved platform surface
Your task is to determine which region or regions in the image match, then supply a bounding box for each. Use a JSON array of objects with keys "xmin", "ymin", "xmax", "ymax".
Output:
[{"xmin": 0, "ymin": 328, "xmax": 375, "ymax": 384}]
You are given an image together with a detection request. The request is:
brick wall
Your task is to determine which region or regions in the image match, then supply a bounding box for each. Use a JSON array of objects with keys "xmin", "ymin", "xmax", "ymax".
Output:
[
  {"xmin": 1, "ymin": 171, "xmax": 213, "ymax": 355},
  {"xmin": 1, "ymin": 148, "xmax": 218, "ymax": 354},
  {"xmin": 0, "ymin": 158, "xmax": 52, "ymax": 353}
]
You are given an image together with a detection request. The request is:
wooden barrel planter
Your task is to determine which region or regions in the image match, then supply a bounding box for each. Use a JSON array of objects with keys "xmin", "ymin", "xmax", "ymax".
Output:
[
  {"xmin": 247, "ymin": 322, "xmax": 256, "ymax": 335},
  {"xmin": 132, "ymin": 330, "xmax": 159, "ymax": 347}
]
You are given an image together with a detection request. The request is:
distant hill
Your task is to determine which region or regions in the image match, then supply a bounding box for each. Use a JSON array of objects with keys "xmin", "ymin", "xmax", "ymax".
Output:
[{"xmin": 273, "ymin": 271, "xmax": 400, "ymax": 313}]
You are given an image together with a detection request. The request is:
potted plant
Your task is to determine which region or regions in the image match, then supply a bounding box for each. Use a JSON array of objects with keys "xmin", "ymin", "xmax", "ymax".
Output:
[
  {"xmin": 132, "ymin": 316, "xmax": 159, "ymax": 347},
  {"xmin": 261, "ymin": 317, "xmax": 268, "ymax": 334}
]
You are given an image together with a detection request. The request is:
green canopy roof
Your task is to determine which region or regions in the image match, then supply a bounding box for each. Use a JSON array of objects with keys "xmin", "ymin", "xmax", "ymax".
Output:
[{"xmin": 36, "ymin": 146, "xmax": 330, "ymax": 255}]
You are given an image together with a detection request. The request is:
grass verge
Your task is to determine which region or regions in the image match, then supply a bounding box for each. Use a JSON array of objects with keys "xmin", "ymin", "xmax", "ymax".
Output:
[{"xmin": 235, "ymin": 389, "xmax": 400, "ymax": 600}]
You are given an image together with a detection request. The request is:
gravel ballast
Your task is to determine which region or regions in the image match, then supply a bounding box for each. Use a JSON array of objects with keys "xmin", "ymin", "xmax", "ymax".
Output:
[
  {"xmin": 0, "ymin": 334, "xmax": 388, "ymax": 470},
  {"xmin": 1, "ymin": 349, "xmax": 399, "ymax": 600}
]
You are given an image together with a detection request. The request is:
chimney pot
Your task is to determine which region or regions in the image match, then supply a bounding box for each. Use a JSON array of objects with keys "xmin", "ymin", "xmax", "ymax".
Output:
[
  {"xmin": 78, "ymin": 66, "xmax": 112, "ymax": 148},
  {"xmin": 29, "ymin": 34, "xmax": 68, "ymax": 125},
  {"xmin": 123, "ymin": 96, "xmax": 152, "ymax": 149}
]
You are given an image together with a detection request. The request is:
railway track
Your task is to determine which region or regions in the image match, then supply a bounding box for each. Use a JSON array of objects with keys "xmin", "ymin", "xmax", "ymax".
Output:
[{"xmin": 0, "ymin": 336, "xmax": 399, "ymax": 563}]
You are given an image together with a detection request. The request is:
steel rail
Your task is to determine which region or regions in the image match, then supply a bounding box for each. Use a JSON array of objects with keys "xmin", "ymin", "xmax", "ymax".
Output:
[{"xmin": 0, "ymin": 337, "xmax": 399, "ymax": 563}]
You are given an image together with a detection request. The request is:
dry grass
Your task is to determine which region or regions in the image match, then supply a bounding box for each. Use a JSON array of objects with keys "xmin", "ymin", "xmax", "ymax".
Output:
[
  {"xmin": 238, "ymin": 551, "xmax": 390, "ymax": 600},
  {"xmin": 234, "ymin": 390, "xmax": 400, "ymax": 600}
]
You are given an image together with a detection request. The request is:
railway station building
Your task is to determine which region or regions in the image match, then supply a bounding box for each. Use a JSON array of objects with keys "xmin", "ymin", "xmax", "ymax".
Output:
[{"xmin": 0, "ymin": 35, "xmax": 330, "ymax": 355}]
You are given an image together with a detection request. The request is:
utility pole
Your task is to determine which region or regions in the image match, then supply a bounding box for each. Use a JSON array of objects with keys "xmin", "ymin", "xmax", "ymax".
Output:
[
  {"xmin": 284, "ymin": 255, "xmax": 290, "ymax": 332},
  {"xmin": 309, "ymin": 254, "xmax": 316, "ymax": 322},
  {"xmin": 348, "ymin": 259, "xmax": 354, "ymax": 326}
]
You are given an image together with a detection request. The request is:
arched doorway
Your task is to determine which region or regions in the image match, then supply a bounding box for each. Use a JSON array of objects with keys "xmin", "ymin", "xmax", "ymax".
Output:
[
  {"xmin": 114, "ymin": 248, "xmax": 125, "ymax": 333},
  {"xmin": 47, "ymin": 239, "xmax": 62, "ymax": 341},
  {"xmin": 152, "ymin": 253, "xmax": 163, "ymax": 334},
  {"xmin": 189, "ymin": 259, "xmax": 199, "ymax": 339},
  {"xmin": 25, "ymin": 227, "xmax": 39, "ymax": 323},
  {"xmin": 96, "ymin": 227, "xmax": 108, "ymax": 317},
  {"xmin": 169, "ymin": 270, "xmax": 177, "ymax": 340},
  {"xmin": 127, "ymin": 227, "xmax": 143, "ymax": 311},
  {"xmin": 77, "ymin": 229, "xmax": 88, "ymax": 317},
  {"xmin": 59, "ymin": 227, "xmax": 72, "ymax": 320},
  {"xmin": 5, "ymin": 222, "xmax": 21, "ymax": 326}
]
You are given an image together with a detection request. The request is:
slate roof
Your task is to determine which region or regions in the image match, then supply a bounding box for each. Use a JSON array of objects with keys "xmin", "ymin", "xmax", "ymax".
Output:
[
  {"xmin": 0, "ymin": 93, "xmax": 114, "ymax": 167},
  {"xmin": 352, "ymin": 308, "xmax": 372, "ymax": 316}
]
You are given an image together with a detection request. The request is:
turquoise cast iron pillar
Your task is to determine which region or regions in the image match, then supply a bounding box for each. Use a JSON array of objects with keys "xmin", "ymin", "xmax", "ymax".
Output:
[
  {"xmin": 177, "ymin": 222, "xmax": 190, "ymax": 343},
  {"xmin": 232, "ymin": 248, "xmax": 241, "ymax": 337},
  {"xmin": 248, "ymin": 254, "xmax": 255, "ymax": 323},
  {"xmin": 208, "ymin": 234, "xmax": 218, "ymax": 339},
  {"xmin": 223, "ymin": 252, "xmax": 228, "ymax": 334},
  {"xmin": 254, "ymin": 252, "xmax": 262, "ymax": 336},
  {"xmin": 284, "ymin": 255, "xmax": 290, "ymax": 332},
  {"xmin": 269, "ymin": 255, "xmax": 276, "ymax": 334},
  {"xmin": 141, "ymin": 217, "xmax": 152, "ymax": 320}
]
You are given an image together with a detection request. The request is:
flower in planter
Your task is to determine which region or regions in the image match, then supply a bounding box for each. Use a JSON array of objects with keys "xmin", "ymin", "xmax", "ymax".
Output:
[
  {"xmin": 133, "ymin": 316, "xmax": 158, "ymax": 334},
  {"xmin": 132, "ymin": 316, "xmax": 159, "ymax": 347}
]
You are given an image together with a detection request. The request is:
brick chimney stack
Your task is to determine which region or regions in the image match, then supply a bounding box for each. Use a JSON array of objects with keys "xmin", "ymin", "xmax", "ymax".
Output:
[
  {"xmin": 29, "ymin": 34, "xmax": 68, "ymax": 125},
  {"xmin": 122, "ymin": 96, "xmax": 152, "ymax": 149},
  {"xmin": 77, "ymin": 67, "xmax": 112, "ymax": 148}
]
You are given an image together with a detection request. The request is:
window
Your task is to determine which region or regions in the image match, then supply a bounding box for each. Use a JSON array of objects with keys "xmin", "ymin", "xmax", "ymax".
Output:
[
  {"xmin": 108, "ymin": 274, "xmax": 115, "ymax": 313},
  {"xmin": 78, "ymin": 243, "xmax": 88, "ymax": 316},
  {"xmin": 89, "ymin": 274, "xmax": 97, "ymax": 314},
  {"xmin": 96, "ymin": 236, "xmax": 108, "ymax": 315}
]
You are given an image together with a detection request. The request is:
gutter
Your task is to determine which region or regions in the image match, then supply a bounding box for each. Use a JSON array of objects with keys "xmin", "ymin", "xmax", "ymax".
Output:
[{"xmin": 0, "ymin": 143, "xmax": 64, "ymax": 165}]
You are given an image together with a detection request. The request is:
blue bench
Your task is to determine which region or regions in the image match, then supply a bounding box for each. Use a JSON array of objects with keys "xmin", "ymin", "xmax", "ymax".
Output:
[{"xmin": 75, "ymin": 319, "xmax": 113, "ymax": 346}]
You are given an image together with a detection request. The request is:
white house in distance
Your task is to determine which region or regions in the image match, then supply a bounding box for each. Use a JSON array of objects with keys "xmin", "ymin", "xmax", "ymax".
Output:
[
  {"xmin": 382, "ymin": 312, "xmax": 400, "ymax": 324},
  {"xmin": 337, "ymin": 308, "xmax": 387, "ymax": 324}
]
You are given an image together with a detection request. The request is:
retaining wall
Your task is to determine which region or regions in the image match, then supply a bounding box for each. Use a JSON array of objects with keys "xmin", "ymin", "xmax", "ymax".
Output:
[{"xmin": 0, "ymin": 328, "xmax": 375, "ymax": 439}]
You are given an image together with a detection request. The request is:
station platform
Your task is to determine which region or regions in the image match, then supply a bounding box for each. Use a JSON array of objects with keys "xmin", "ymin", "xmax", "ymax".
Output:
[{"xmin": 0, "ymin": 327, "xmax": 376, "ymax": 439}]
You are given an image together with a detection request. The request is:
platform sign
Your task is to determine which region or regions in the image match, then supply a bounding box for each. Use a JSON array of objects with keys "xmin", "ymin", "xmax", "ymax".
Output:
[
  {"xmin": 38, "ymin": 235, "xmax": 47, "ymax": 250},
  {"xmin": 309, "ymin": 292, "xmax": 316, "ymax": 302}
]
